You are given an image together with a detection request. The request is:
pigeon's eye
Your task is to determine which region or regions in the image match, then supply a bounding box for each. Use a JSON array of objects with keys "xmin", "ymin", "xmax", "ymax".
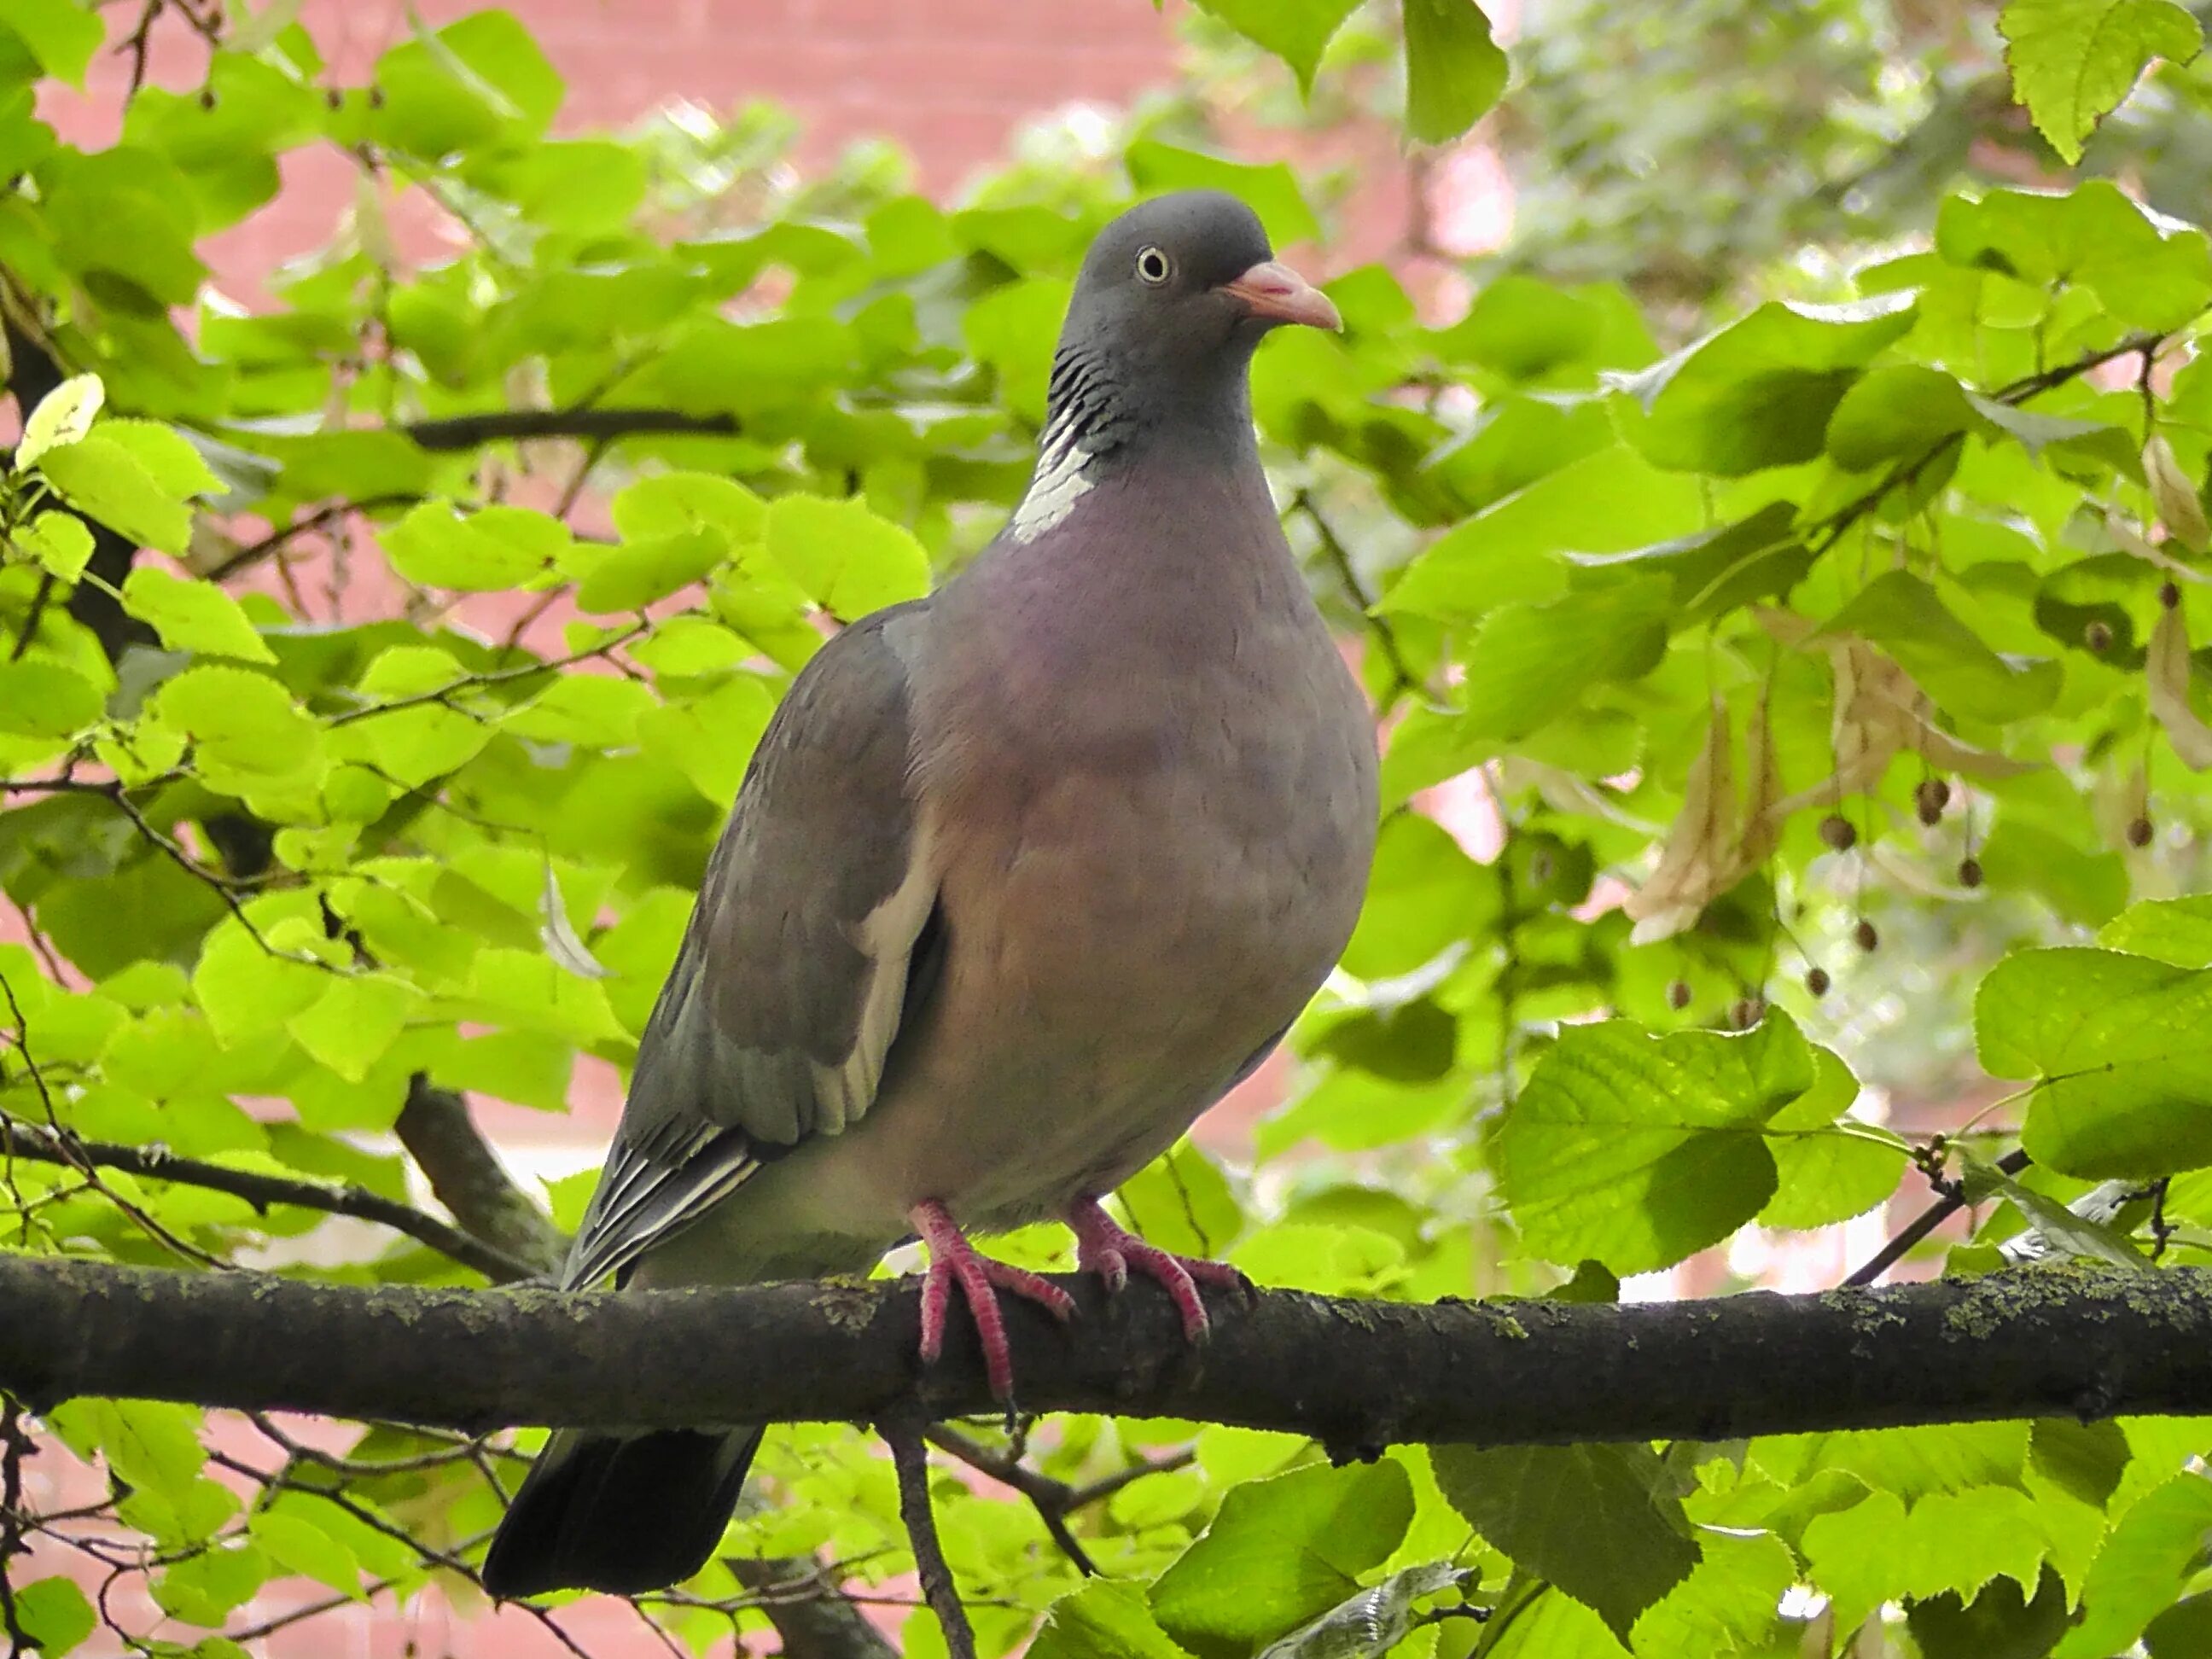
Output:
[{"xmin": 1134, "ymin": 245, "xmax": 1173, "ymax": 286}]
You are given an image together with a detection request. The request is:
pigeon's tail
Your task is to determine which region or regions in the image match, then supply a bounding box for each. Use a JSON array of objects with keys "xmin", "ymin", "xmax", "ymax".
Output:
[{"xmin": 480, "ymin": 1425, "xmax": 764, "ymax": 1599}]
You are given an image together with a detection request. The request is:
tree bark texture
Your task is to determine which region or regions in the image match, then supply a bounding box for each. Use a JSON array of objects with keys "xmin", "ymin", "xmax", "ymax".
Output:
[{"xmin": 5, "ymin": 1258, "xmax": 2209, "ymax": 1447}]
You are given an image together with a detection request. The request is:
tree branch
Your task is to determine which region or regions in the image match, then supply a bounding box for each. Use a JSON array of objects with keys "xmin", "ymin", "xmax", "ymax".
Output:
[
  {"xmin": 394, "ymin": 1077, "xmax": 567, "ymax": 1276},
  {"xmin": 400, "ymin": 407, "xmax": 741, "ymax": 452},
  {"xmin": 1845, "ymin": 1146, "xmax": 2032, "ymax": 1287},
  {"xmin": 883, "ymin": 1423, "xmax": 975, "ymax": 1659},
  {"xmin": 0, "ymin": 1119, "xmax": 538, "ymax": 1284},
  {"xmin": 6, "ymin": 1258, "xmax": 2211, "ymax": 1447}
]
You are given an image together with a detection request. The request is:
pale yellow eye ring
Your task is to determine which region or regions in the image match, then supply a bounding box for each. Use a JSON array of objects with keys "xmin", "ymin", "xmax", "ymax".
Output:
[{"xmin": 1135, "ymin": 245, "xmax": 1173, "ymax": 286}]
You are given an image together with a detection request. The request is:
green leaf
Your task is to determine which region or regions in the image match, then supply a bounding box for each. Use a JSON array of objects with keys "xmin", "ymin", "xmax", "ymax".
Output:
[
  {"xmin": 17, "ymin": 510, "xmax": 91, "ymax": 579},
  {"xmin": 1759, "ymin": 1048, "xmax": 1905, "ymax": 1230},
  {"xmin": 0, "ymin": 658, "xmax": 100, "ymax": 737},
  {"xmin": 14, "ymin": 1576, "xmax": 96, "ymax": 1656},
  {"xmin": 1963, "ymin": 1152, "xmax": 2151, "ymax": 1268},
  {"xmin": 1125, "ymin": 141, "xmax": 1321, "ymax": 247},
  {"xmin": 153, "ymin": 1542, "xmax": 269, "ymax": 1626},
  {"xmin": 1150, "ymin": 1460, "xmax": 1413, "ymax": 1644},
  {"xmin": 1381, "ymin": 574, "xmax": 1671, "ymax": 802},
  {"xmin": 1761, "ymin": 1422, "xmax": 2030, "ymax": 1507},
  {"xmin": 1965, "ymin": 393, "xmax": 2121, "ymax": 463},
  {"xmin": 611, "ymin": 470, "xmax": 765, "ymax": 544},
  {"xmin": 154, "ymin": 665, "xmax": 320, "ymax": 781},
  {"xmin": 1825, "ymin": 364, "xmax": 1976, "ymax": 470},
  {"xmin": 1190, "ymin": 0, "xmax": 1361, "ymax": 94},
  {"xmin": 285, "ymin": 975, "xmax": 419, "ymax": 1085},
  {"xmin": 381, "ymin": 500, "xmax": 554, "ymax": 591},
  {"xmin": 247, "ymin": 1509, "xmax": 366, "ymax": 1600},
  {"xmin": 1432, "ymin": 276, "xmax": 1656, "ymax": 384},
  {"xmin": 763, "ymin": 494, "xmax": 929, "ymax": 620},
  {"xmin": 1910, "ymin": 1566, "xmax": 2071, "ymax": 1659},
  {"xmin": 1401, "ymin": 0, "xmax": 1508, "ymax": 145},
  {"xmin": 1610, "ymin": 294, "xmax": 1917, "ymax": 474},
  {"xmin": 1976, "ymin": 946, "xmax": 2212, "ymax": 1176},
  {"xmin": 1338, "ymin": 812, "xmax": 1499, "ymax": 981},
  {"xmin": 1936, "ymin": 181, "xmax": 2212, "ymax": 332},
  {"xmin": 38, "ymin": 433, "xmax": 191, "ymax": 554},
  {"xmin": 573, "ymin": 527, "xmax": 725, "ymax": 614},
  {"xmin": 1033, "ymin": 1581, "xmax": 1195, "ymax": 1659},
  {"xmin": 1568, "ymin": 501, "xmax": 1813, "ymax": 626},
  {"xmin": 122, "ymin": 568, "xmax": 277, "ymax": 664},
  {"xmin": 49, "ymin": 1400, "xmax": 207, "ymax": 1505},
  {"xmin": 1493, "ymin": 1015, "xmax": 1825, "ymax": 1273},
  {"xmin": 2098, "ymin": 894, "xmax": 2212, "ymax": 965},
  {"xmin": 2032, "ymin": 1417, "xmax": 2129, "ymax": 1511},
  {"xmin": 15, "ymin": 370, "xmax": 101, "ymax": 469},
  {"xmin": 0, "ymin": 0, "xmax": 100, "ymax": 85},
  {"xmin": 2000, "ymin": 0, "xmax": 2202, "ymax": 165},
  {"xmin": 1631, "ymin": 1528, "xmax": 1796, "ymax": 1655},
  {"xmin": 2053, "ymin": 1473, "xmax": 2212, "ymax": 1657},
  {"xmin": 1432, "ymin": 1442, "xmax": 1698, "ymax": 1642},
  {"xmin": 1820, "ymin": 570, "xmax": 2060, "ymax": 724},
  {"xmin": 98, "ymin": 421, "xmax": 227, "ymax": 509},
  {"xmin": 1115, "ymin": 1141, "xmax": 1242, "ymax": 1260}
]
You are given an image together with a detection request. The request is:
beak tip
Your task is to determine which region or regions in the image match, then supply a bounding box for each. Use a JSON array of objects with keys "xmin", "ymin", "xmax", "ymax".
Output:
[{"xmin": 1223, "ymin": 259, "xmax": 1341, "ymax": 333}]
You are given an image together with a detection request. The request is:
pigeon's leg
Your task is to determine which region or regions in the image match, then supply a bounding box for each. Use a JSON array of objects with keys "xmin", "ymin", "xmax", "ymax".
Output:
[
  {"xmin": 1067, "ymin": 1196, "xmax": 1249, "ymax": 1343},
  {"xmin": 909, "ymin": 1199, "xmax": 1075, "ymax": 1400}
]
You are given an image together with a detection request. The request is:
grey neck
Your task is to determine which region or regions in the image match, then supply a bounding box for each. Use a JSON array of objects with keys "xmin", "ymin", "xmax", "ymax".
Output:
[{"xmin": 1006, "ymin": 340, "xmax": 1259, "ymax": 544}]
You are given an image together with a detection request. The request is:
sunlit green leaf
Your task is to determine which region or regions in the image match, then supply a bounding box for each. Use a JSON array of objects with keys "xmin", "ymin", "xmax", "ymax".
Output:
[
  {"xmin": 1401, "ymin": 0, "xmax": 1508, "ymax": 144},
  {"xmin": 1150, "ymin": 1461, "xmax": 1413, "ymax": 1644},
  {"xmin": 1977, "ymin": 946, "xmax": 2212, "ymax": 1176},
  {"xmin": 1494, "ymin": 1014, "xmax": 1828, "ymax": 1273},
  {"xmin": 2000, "ymin": 0, "xmax": 2202, "ymax": 164},
  {"xmin": 122, "ymin": 567, "xmax": 277, "ymax": 663}
]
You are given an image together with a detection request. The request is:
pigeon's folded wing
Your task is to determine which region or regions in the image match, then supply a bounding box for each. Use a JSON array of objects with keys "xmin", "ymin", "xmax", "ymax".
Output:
[{"xmin": 562, "ymin": 602, "xmax": 940, "ymax": 1289}]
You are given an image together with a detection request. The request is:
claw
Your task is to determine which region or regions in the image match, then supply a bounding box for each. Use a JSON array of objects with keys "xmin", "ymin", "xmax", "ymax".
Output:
[
  {"xmin": 1067, "ymin": 1196, "xmax": 1238, "ymax": 1344},
  {"xmin": 909, "ymin": 1200, "xmax": 1074, "ymax": 1400}
]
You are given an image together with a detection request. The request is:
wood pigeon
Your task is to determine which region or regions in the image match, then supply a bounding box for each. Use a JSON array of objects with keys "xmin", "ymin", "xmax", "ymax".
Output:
[{"xmin": 481, "ymin": 189, "xmax": 1379, "ymax": 1598}]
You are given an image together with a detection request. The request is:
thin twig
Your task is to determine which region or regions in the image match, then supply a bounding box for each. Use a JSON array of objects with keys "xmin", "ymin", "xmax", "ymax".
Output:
[
  {"xmin": 206, "ymin": 494, "xmax": 421, "ymax": 582},
  {"xmin": 8, "ymin": 575, "xmax": 50, "ymax": 666},
  {"xmin": 325, "ymin": 622, "xmax": 648, "ymax": 727},
  {"xmin": 1063, "ymin": 1446, "xmax": 1196, "ymax": 1512},
  {"xmin": 0, "ymin": 1114, "xmax": 537, "ymax": 1283},
  {"xmin": 882, "ymin": 1423, "xmax": 975, "ymax": 1659},
  {"xmin": 1294, "ymin": 490, "xmax": 1419, "ymax": 701},
  {"xmin": 1843, "ymin": 1145, "xmax": 2030, "ymax": 1287},
  {"xmin": 115, "ymin": 0, "xmax": 164, "ymax": 98},
  {"xmin": 1, "ymin": 1394, "xmax": 31, "ymax": 1659},
  {"xmin": 927, "ymin": 1423, "xmax": 1098, "ymax": 1576}
]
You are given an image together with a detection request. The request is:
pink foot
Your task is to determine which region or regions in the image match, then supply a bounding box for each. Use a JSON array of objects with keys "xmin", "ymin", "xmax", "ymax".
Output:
[
  {"xmin": 1067, "ymin": 1196, "xmax": 1248, "ymax": 1343},
  {"xmin": 909, "ymin": 1200, "xmax": 1075, "ymax": 1400}
]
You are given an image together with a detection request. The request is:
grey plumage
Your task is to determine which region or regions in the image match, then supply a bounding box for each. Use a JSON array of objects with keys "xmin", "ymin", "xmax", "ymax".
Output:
[{"xmin": 482, "ymin": 189, "xmax": 1377, "ymax": 1600}]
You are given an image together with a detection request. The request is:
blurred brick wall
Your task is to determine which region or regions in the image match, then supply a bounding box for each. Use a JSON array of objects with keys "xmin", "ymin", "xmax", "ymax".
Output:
[{"xmin": 42, "ymin": 0, "xmax": 1179, "ymax": 280}]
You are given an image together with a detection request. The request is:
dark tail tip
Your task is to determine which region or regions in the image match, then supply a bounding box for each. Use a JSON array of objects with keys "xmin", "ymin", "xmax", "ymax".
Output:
[{"xmin": 481, "ymin": 1426, "xmax": 763, "ymax": 1599}]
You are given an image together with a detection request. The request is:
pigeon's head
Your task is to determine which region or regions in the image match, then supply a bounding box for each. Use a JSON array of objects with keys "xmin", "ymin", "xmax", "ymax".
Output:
[
  {"xmin": 1062, "ymin": 191, "xmax": 1339, "ymax": 376},
  {"xmin": 1035, "ymin": 191, "xmax": 1337, "ymax": 461}
]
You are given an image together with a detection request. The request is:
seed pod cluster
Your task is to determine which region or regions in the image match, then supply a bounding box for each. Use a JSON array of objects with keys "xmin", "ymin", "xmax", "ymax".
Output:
[{"xmin": 1914, "ymin": 778, "xmax": 1950, "ymax": 826}]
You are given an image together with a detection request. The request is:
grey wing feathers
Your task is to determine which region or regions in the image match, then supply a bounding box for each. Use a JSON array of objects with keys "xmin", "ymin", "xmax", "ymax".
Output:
[{"xmin": 562, "ymin": 602, "xmax": 937, "ymax": 1290}]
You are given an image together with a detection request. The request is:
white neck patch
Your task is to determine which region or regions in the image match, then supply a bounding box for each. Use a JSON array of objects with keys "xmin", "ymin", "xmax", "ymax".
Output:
[{"xmin": 1007, "ymin": 409, "xmax": 1096, "ymax": 544}]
